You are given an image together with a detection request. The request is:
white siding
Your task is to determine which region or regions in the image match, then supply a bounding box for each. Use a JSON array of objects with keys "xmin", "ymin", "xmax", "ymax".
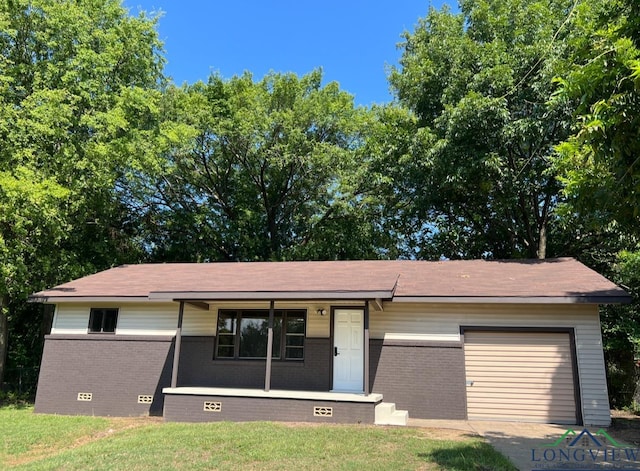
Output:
[
  {"xmin": 182, "ymin": 305, "xmax": 216, "ymax": 336},
  {"xmin": 117, "ymin": 304, "xmax": 178, "ymax": 335},
  {"xmin": 51, "ymin": 302, "xmax": 178, "ymax": 336},
  {"xmin": 51, "ymin": 301, "xmax": 339, "ymax": 338},
  {"xmin": 370, "ymin": 302, "xmax": 610, "ymax": 426},
  {"xmin": 51, "ymin": 304, "xmax": 89, "ymax": 334},
  {"xmin": 51, "ymin": 302, "xmax": 218, "ymax": 336},
  {"xmin": 307, "ymin": 307, "xmax": 330, "ymax": 338}
]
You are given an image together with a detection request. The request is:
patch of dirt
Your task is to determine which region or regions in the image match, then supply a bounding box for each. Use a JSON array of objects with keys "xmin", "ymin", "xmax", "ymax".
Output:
[
  {"xmin": 414, "ymin": 427, "xmax": 477, "ymax": 442},
  {"xmin": 6, "ymin": 416, "xmax": 162, "ymax": 467},
  {"xmin": 607, "ymin": 409, "xmax": 640, "ymax": 446},
  {"xmin": 279, "ymin": 421, "xmax": 474, "ymax": 441}
]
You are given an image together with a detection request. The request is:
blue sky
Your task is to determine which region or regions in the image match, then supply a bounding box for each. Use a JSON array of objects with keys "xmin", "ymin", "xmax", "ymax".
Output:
[{"xmin": 123, "ymin": 1, "xmax": 454, "ymax": 106}]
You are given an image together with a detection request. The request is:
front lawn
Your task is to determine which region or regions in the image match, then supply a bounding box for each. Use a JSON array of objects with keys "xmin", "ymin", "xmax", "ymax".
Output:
[{"xmin": 0, "ymin": 406, "xmax": 516, "ymax": 470}]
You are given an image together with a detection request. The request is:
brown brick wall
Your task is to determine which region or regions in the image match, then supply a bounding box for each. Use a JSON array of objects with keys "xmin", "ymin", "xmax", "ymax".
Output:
[
  {"xmin": 369, "ymin": 339, "xmax": 467, "ymax": 419},
  {"xmin": 163, "ymin": 394, "xmax": 376, "ymax": 423},
  {"xmin": 34, "ymin": 335, "xmax": 467, "ymax": 421},
  {"xmin": 178, "ymin": 337, "xmax": 331, "ymax": 391},
  {"xmin": 34, "ymin": 335, "xmax": 174, "ymax": 416}
]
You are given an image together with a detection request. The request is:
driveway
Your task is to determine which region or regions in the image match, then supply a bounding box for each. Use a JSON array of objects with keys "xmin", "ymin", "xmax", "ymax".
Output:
[{"xmin": 409, "ymin": 419, "xmax": 639, "ymax": 470}]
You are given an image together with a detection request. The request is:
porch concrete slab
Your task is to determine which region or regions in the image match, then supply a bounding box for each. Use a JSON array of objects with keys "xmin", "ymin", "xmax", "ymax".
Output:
[
  {"xmin": 163, "ymin": 387, "xmax": 383, "ymax": 403},
  {"xmin": 409, "ymin": 419, "xmax": 574, "ymax": 471}
]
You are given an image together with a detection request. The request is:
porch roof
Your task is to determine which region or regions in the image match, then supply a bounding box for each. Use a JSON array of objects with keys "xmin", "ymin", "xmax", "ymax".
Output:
[{"xmin": 30, "ymin": 258, "xmax": 630, "ymax": 304}]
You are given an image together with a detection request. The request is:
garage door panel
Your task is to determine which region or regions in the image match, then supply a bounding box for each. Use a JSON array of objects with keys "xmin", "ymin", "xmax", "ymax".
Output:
[
  {"xmin": 466, "ymin": 345, "xmax": 572, "ymax": 353},
  {"xmin": 469, "ymin": 381, "xmax": 575, "ymax": 389},
  {"xmin": 467, "ymin": 410, "xmax": 577, "ymax": 423},
  {"xmin": 469, "ymin": 391, "xmax": 573, "ymax": 407},
  {"xmin": 468, "ymin": 404, "xmax": 576, "ymax": 415},
  {"xmin": 464, "ymin": 331, "xmax": 577, "ymax": 424},
  {"xmin": 468, "ymin": 403, "xmax": 576, "ymax": 413},
  {"xmin": 466, "ymin": 362, "xmax": 572, "ymax": 370},
  {"xmin": 466, "ymin": 351, "xmax": 572, "ymax": 359}
]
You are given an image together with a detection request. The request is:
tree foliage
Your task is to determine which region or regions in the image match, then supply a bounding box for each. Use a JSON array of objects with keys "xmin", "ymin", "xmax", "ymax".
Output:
[
  {"xmin": 389, "ymin": 0, "xmax": 579, "ymax": 259},
  {"xmin": 132, "ymin": 70, "xmax": 383, "ymax": 262},
  {"xmin": 551, "ymin": 0, "xmax": 640, "ymax": 406},
  {"xmin": 0, "ymin": 0, "xmax": 163, "ymax": 387},
  {"xmin": 553, "ymin": 0, "xmax": 640, "ymax": 235}
]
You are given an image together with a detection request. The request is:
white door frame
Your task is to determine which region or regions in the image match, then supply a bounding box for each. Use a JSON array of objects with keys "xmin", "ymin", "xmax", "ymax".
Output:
[{"xmin": 331, "ymin": 308, "xmax": 365, "ymax": 392}]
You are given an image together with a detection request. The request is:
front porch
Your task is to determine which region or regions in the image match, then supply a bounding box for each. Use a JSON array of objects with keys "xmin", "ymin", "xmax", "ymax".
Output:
[
  {"xmin": 162, "ymin": 297, "xmax": 408, "ymax": 425},
  {"xmin": 162, "ymin": 387, "xmax": 398, "ymax": 424}
]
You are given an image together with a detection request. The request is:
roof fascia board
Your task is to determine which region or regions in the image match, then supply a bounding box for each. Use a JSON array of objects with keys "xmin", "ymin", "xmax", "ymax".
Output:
[
  {"xmin": 30, "ymin": 293, "xmax": 631, "ymax": 305},
  {"xmin": 150, "ymin": 290, "xmax": 394, "ymax": 301},
  {"xmin": 393, "ymin": 295, "xmax": 632, "ymax": 304},
  {"xmin": 27, "ymin": 296, "xmax": 149, "ymax": 304}
]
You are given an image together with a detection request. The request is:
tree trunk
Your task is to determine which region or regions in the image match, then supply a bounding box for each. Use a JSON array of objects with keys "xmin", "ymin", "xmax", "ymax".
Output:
[
  {"xmin": 0, "ymin": 295, "xmax": 8, "ymax": 390},
  {"xmin": 537, "ymin": 223, "xmax": 547, "ymax": 259}
]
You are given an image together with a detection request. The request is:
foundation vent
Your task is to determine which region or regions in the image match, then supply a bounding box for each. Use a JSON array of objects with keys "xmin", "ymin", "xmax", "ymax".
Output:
[
  {"xmin": 77, "ymin": 392, "xmax": 92, "ymax": 402},
  {"xmin": 313, "ymin": 406, "xmax": 333, "ymax": 417},
  {"xmin": 137, "ymin": 395, "xmax": 153, "ymax": 404},
  {"xmin": 203, "ymin": 401, "xmax": 222, "ymax": 412}
]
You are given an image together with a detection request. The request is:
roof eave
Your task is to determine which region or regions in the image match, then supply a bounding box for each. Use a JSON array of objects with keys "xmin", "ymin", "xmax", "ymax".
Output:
[
  {"xmin": 149, "ymin": 290, "xmax": 395, "ymax": 302},
  {"xmin": 393, "ymin": 295, "xmax": 632, "ymax": 304},
  {"xmin": 28, "ymin": 295, "xmax": 149, "ymax": 304},
  {"xmin": 29, "ymin": 293, "xmax": 632, "ymax": 305}
]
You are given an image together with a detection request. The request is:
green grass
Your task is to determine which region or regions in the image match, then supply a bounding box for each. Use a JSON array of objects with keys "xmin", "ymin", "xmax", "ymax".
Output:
[{"xmin": 0, "ymin": 407, "xmax": 516, "ymax": 470}]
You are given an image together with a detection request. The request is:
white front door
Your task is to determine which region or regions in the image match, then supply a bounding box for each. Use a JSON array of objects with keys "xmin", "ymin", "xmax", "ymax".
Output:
[{"xmin": 332, "ymin": 309, "xmax": 364, "ymax": 392}]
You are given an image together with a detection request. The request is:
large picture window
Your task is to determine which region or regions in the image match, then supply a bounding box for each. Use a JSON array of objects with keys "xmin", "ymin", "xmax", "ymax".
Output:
[
  {"xmin": 88, "ymin": 308, "xmax": 118, "ymax": 333},
  {"xmin": 216, "ymin": 309, "xmax": 306, "ymax": 360}
]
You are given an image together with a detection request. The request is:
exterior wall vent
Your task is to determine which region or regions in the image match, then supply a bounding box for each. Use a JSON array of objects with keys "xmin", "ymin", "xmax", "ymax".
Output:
[
  {"xmin": 313, "ymin": 406, "xmax": 333, "ymax": 417},
  {"xmin": 137, "ymin": 395, "xmax": 153, "ymax": 404},
  {"xmin": 203, "ymin": 401, "xmax": 222, "ymax": 412},
  {"xmin": 77, "ymin": 392, "xmax": 92, "ymax": 401}
]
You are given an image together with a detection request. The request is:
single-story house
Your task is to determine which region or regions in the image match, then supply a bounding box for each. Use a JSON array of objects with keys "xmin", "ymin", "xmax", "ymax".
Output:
[{"xmin": 30, "ymin": 258, "xmax": 630, "ymax": 426}]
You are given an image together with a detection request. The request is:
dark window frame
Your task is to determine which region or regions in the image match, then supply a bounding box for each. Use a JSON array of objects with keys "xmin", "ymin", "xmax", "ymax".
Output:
[
  {"xmin": 88, "ymin": 308, "xmax": 119, "ymax": 333},
  {"xmin": 215, "ymin": 309, "xmax": 306, "ymax": 361}
]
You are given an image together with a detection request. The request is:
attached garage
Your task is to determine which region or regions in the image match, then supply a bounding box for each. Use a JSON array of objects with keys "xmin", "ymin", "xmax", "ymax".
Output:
[{"xmin": 463, "ymin": 329, "xmax": 579, "ymax": 424}]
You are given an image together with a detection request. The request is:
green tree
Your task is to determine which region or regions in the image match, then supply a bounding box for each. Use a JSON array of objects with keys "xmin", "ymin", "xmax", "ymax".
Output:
[
  {"xmin": 349, "ymin": 104, "xmax": 436, "ymax": 259},
  {"xmin": 0, "ymin": 0, "xmax": 163, "ymax": 389},
  {"xmin": 389, "ymin": 0, "xmax": 580, "ymax": 259},
  {"xmin": 133, "ymin": 70, "xmax": 383, "ymax": 262},
  {"xmin": 551, "ymin": 0, "xmax": 640, "ymax": 407},
  {"xmin": 553, "ymin": 0, "xmax": 639, "ymax": 235}
]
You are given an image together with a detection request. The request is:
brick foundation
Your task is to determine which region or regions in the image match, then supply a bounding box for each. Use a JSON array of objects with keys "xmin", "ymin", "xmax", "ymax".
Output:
[
  {"xmin": 34, "ymin": 335, "xmax": 174, "ymax": 416},
  {"xmin": 163, "ymin": 393, "xmax": 376, "ymax": 423}
]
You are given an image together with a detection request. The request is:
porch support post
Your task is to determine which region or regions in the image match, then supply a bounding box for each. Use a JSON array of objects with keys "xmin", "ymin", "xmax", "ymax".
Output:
[
  {"xmin": 364, "ymin": 301, "xmax": 370, "ymax": 396},
  {"xmin": 170, "ymin": 301, "xmax": 185, "ymax": 388},
  {"xmin": 264, "ymin": 300, "xmax": 275, "ymax": 392}
]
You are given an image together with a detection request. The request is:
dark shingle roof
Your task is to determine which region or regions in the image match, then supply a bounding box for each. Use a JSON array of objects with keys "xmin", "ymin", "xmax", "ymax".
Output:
[{"xmin": 30, "ymin": 258, "xmax": 629, "ymax": 304}]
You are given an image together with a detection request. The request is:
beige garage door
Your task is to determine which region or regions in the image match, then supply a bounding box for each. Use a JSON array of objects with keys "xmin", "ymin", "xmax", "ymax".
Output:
[{"xmin": 464, "ymin": 331, "xmax": 577, "ymax": 424}]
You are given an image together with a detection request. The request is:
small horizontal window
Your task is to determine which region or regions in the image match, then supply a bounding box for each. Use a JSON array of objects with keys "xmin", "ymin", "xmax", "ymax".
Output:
[{"xmin": 88, "ymin": 308, "xmax": 118, "ymax": 333}]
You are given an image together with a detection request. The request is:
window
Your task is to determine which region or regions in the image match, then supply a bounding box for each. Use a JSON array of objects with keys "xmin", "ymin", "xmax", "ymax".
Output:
[
  {"xmin": 215, "ymin": 310, "xmax": 305, "ymax": 360},
  {"xmin": 88, "ymin": 308, "xmax": 118, "ymax": 333}
]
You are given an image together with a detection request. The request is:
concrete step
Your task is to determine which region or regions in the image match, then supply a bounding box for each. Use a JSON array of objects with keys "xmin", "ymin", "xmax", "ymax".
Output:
[{"xmin": 375, "ymin": 402, "xmax": 409, "ymax": 426}]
